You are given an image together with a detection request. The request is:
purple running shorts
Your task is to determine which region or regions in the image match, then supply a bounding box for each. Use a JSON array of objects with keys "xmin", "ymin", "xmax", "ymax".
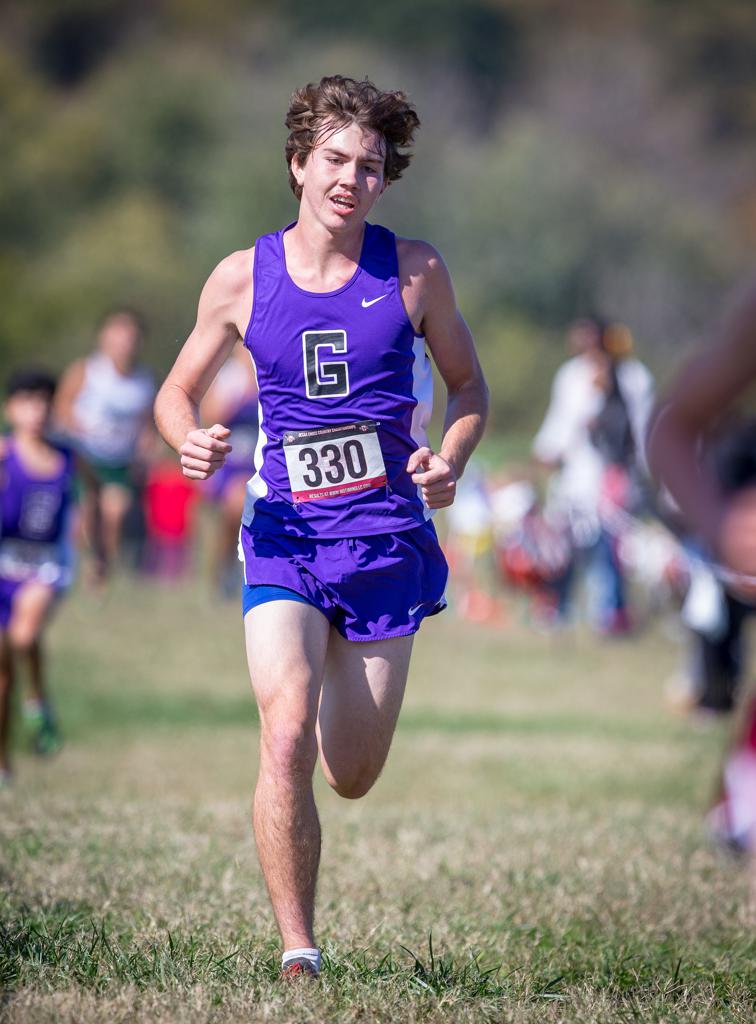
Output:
[{"xmin": 239, "ymin": 520, "xmax": 448, "ymax": 642}]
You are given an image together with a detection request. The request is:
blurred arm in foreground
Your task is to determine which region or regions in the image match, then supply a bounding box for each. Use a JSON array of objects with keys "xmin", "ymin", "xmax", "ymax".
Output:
[{"xmin": 647, "ymin": 276, "xmax": 756, "ymax": 587}]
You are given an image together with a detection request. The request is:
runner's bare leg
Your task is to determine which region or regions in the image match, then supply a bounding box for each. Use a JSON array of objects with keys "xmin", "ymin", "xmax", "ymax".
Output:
[
  {"xmin": 0, "ymin": 638, "xmax": 13, "ymax": 773},
  {"xmin": 245, "ymin": 600, "xmax": 330, "ymax": 949},
  {"xmin": 99, "ymin": 483, "xmax": 132, "ymax": 571},
  {"xmin": 7, "ymin": 582, "xmax": 56, "ymax": 703},
  {"xmin": 317, "ymin": 633, "xmax": 412, "ymax": 798}
]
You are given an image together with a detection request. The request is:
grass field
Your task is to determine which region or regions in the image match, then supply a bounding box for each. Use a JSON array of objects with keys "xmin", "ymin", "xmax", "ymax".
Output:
[{"xmin": 1, "ymin": 572, "xmax": 755, "ymax": 1023}]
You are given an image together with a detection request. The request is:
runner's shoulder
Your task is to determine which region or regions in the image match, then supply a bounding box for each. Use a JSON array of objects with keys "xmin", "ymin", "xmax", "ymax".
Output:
[
  {"xmin": 396, "ymin": 238, "xmax": 454, "ymax": 316},
  {"xmin": 204, "ymin": 247, "xmax": 255, "ymax": 304},
  {"xmin": 396, "ymin": 237, "xmax": 446, "ymax": 280}
]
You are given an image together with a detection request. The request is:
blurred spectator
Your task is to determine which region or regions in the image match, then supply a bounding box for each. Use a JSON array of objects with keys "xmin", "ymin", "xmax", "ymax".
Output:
[
  {"xmin": 0, "ymin": 369, "xmax": 78, "ymax": 785},
  {"xmin": 54, "ymin": 308, "xmax": 155, "ymax": 583},
  {"xmin": 533, "ymin": 317, "xmax": 655, "ymax": 633},
  {"xmin": 200, "ymin": 342, "xmax": 258, "ymax": 597},
  {"xmin": 444, "ymin": 464, "xmax": 505, "ymax": 623},
  {"xmin": 492, "ymin": 475, "xmax": 572, "ymax": 627}
]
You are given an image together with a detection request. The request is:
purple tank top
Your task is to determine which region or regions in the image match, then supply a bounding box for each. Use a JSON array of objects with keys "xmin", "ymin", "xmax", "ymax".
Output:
[
  {"xmin": 242, "ymin": 222, "xmax": 433, "ymax": 538},
  {"xmin": 0, "ymin": 441, "xmax": 73, "ymax": 543}
]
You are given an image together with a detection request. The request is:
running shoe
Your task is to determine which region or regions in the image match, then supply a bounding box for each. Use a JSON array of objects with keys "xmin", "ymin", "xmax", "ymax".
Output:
[
  {"xmin": 33, "ymin": 721, "xmax": 63, "ymax": 757},
  {"xmin": 24, "ymin": 701, "xmax": 62, "ymax": 757},
  {"xmin": 280, "ymin": 958, "xmax": 319, "ymax": 980}
]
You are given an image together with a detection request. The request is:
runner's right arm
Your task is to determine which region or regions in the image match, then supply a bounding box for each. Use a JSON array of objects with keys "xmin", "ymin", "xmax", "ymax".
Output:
[
  {"xmin": 154, "ymin": 249, "xmax": 253, "ymax": 480},
  {"xmin": 53, "ymin": 359, "xmax": 86, "ymax": 438}
]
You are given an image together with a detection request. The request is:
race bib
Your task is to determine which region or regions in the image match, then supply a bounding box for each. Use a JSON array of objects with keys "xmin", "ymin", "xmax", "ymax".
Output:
[
  {"xmin": 283, "ymin": 420, "xmax": 387, "ymax": 503},
  {"xmin": 0, "ymin": 538, "xmax": 67, "ymax": 585}
]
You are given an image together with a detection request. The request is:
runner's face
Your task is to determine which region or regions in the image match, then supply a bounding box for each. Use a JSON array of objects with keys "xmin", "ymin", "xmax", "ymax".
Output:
[
  {"xmin": 294, "ymin": 122, "xmax": 387, "ymax": 229},
  {"xmin": 4, "ymin": 392, "xmax": 51, "ymax": 436},
  {"xmin": 98, "ymin": 315, "xmax": 141, "ymax": 372},
  {"xmin": 568, "ymin": 322, "xmax": 601, "ymax": 356}
]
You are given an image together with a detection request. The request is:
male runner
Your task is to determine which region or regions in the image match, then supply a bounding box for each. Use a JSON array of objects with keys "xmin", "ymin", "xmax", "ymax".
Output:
[
  {"xmin": 154, "ymin": 75, "xmax": 488, "ymax": 977},
  {"xmin": 55, "ymin": 308, "xmax": 155, "ymax": 581}
]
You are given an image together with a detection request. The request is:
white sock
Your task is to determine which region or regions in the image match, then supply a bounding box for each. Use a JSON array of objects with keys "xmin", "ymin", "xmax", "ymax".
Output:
[{"xmin": 282, "ymin": 947, "xmax": 321, "ymax": 974}]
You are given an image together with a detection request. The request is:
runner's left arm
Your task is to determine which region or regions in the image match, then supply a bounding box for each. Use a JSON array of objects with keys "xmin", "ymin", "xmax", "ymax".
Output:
[{"xmin": 405, "ymin": 244, "xmax": 489, "ymax": 509}]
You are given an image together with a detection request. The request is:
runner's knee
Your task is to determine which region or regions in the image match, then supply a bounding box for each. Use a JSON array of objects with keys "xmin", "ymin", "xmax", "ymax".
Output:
[
  {"xmin": 7, "ymin": 624, "xmax": 37, "ymax": 653},
  {"xmin": 260, "ymin": 720, "xmax": 317, "ymax": 780},
  {"xmin": 324, "ymin": 762, "xmax": 381, "ymax": 800}
]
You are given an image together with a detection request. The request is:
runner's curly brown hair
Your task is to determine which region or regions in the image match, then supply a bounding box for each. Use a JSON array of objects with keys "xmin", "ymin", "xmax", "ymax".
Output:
[{"xmin": 285, "ymin": 75, "xmax": 420, "ymax": 200}]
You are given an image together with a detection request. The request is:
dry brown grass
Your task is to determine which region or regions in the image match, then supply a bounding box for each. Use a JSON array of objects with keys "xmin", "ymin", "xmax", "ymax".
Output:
[{"xmin": 1, "ymin": 577, "xmax": 754, "ymax": 1022}]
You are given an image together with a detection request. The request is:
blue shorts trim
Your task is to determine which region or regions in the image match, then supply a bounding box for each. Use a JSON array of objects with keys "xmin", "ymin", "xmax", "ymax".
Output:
[{"xmin": 242, "ymin": 583, "xmax": 316, "ymax": 618}]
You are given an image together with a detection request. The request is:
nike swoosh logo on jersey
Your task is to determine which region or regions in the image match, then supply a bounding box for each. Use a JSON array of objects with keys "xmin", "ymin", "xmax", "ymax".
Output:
[{"xmin": 362, "ymin": 295, "xmax": 388, "ymax": 308}]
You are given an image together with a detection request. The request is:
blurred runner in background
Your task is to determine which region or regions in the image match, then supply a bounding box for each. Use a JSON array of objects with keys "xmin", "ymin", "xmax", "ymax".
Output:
[
  {"xmin": 0, "ymin": 369, "xmax": 77, "ymax": 786},
  {"xmin": 54, "ymin": 308, "xmax": 155, "ymax": 583},
  {"xmin": 533, "ymin": 317, "xmax": 655, "ymax": 633},
  {"xmin": 648, "ymin": 274, "xmax": 756, "ymax": 855},
  {"xmin": 200, "ymin": 341, "xmax": 258, "ymax": 596}
]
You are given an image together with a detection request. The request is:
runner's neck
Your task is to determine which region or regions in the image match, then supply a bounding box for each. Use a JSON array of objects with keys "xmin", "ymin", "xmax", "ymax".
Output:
[
  {"xmin": 12, "ymin": 433, "xmax": 63, "ymax": 477},
  {"xmin": 284, "ymin": 217, "xmax": 366, "ymax": 293}
]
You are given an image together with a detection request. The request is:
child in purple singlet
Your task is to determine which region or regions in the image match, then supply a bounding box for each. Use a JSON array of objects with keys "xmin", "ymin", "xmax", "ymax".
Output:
[
  {"xmin": 0, "ymin": 369, "xmax": 76, "ymax": 785},
  {"xmin": 155, "ymin": 76, "xmax": 489, "ymax": 978}
]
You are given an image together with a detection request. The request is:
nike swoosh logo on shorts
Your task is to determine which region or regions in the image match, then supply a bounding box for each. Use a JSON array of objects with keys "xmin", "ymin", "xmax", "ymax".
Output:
[
  {"xmin": 362, "ymin": 295, "xmax": 388, "ymax": 308},
  {"xmin": 408, "ymin": 602, "xmax": 425, "ymax": 616}
]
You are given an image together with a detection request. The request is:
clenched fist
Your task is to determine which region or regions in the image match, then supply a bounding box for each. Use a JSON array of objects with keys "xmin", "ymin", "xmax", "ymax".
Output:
[
  {"xmin": 179, "ymin": 423, "xmax": 232, "ymax": 480},
  {"xmin": 407, "ymin": 446, "xmax": 457, "ymax": 509}
]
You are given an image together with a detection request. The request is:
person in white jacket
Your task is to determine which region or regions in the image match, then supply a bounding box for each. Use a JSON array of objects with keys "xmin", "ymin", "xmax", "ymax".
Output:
[{"xmin": 533, "ymin": 317, "xmax": 655, "ymax": 631}]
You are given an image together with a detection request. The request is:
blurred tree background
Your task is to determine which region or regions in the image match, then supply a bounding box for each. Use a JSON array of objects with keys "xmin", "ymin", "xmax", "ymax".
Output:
[{"xmin": 1, "ymin": 0, "xmax": 755, "ymax": 434}]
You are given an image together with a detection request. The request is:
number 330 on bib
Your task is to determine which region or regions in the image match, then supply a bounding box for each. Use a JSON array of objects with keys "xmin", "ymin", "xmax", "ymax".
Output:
[{"xmin": 283, "ymin": 421, "xmax": 387, "ymax": 503}]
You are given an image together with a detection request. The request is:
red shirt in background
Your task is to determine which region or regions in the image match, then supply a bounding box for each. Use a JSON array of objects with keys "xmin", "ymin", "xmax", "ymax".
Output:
[{"xmin": 144, "ymin": 461, "xmax": 198, "ymax": 542}]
